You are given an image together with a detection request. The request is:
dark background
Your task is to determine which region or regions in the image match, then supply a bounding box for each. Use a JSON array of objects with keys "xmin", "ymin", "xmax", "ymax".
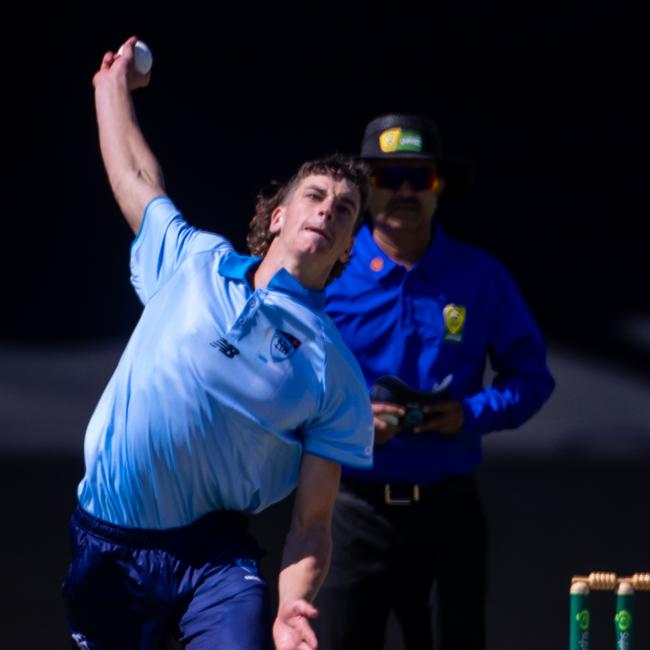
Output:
[
  {"xmin": 3, "ymin": 2, "xmax": 649, "ymax": 648},
  {"xmin": 10, "ymin": 2, "xmax": 650, "ymax": 360}
]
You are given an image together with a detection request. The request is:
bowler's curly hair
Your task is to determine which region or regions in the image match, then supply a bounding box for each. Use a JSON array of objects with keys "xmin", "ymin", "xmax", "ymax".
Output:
[{"xmin": 246, "ymin": 153, "xmax": 369, "ymax": 284}]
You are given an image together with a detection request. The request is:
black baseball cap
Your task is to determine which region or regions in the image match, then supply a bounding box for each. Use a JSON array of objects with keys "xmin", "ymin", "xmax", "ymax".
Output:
[{"xmin": 360, "ymin": 113, "xmax": 475, "ymax": 200}]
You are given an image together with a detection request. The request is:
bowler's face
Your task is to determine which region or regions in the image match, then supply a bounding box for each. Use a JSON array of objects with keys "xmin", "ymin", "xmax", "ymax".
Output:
[
  {"xmin": 367, "ymin": 161, "xmax": 441, "ymax": 233},
  {"xmin": 270, "ymin": 174, "xmax": 360, "ymax": 269}
]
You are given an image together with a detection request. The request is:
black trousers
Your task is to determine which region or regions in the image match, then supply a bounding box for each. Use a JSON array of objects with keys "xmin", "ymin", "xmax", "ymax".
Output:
[{"xmin": 314, "ymin": 474, "xmax": 487, "ymax": 650}]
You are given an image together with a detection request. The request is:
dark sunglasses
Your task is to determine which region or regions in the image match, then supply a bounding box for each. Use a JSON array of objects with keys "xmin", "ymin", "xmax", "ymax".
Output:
[{"xmin": 370, "ymin": 167, "xmax": 438, "ymax": 191}]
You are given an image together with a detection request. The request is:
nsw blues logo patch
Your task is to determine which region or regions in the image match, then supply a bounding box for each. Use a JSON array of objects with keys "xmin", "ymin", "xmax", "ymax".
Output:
[{"xmin": 271, "ymin": 329, "xmax": 301, "ymax": 362}]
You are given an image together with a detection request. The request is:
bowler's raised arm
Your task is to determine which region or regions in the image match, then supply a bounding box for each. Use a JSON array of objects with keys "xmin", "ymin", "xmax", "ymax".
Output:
[{"xmin": 93, "ymin": 35, "xmax": 165, "ymax": 234}]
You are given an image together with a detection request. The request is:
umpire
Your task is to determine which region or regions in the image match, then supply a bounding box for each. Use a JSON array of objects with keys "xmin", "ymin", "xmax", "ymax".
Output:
[{"xmin": 313, "ymin": 114, "xmax": 555, "ymax": 649}]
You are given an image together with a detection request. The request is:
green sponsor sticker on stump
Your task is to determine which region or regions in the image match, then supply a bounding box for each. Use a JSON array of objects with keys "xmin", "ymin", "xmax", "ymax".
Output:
[
  {"xmin": 569, "ymin": 586, "xmax": 590, "ymax": 650},
  {"xmin": 615, "ymin": 588, "xmax": 634, "ymax": 650}
]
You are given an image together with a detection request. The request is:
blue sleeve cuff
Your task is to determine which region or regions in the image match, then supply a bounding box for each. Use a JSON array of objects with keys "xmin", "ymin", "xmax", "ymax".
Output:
[
  {"xmin": 130, "ymin": 195, "xmax": 171, "ymax": 252},
  {"xmin": 304, "ymin": 439, "xmax": 374, "ymax": 469},
  {"xmin": 460, "ymin": 396, "xmax": 487, "ymax": 436}
]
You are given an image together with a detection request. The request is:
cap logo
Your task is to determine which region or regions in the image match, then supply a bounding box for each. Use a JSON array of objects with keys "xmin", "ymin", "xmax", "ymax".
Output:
[{"xmin": 379, "ymin": 128, "xmax": 423, "ymax": 153}]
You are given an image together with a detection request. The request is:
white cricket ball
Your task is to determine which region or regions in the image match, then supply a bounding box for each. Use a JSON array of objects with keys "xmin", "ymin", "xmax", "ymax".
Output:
[{"xmin": 117, "ymin": 39, "xmax": 153, "ymax": 75}]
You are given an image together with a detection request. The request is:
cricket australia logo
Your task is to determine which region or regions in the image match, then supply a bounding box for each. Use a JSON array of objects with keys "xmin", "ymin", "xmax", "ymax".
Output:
[
  {"xmin": 271, "ymin": 329, "xmax": 301, "ymax": 362},
  {"xmin": 443, "ymin": 304, "xmax": 466, "ymax": 343}
]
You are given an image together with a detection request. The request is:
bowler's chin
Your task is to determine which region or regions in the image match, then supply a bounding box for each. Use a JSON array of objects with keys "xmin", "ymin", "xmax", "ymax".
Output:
[{"xmin": 300, "ymin": 233, "xmax": 333, "ymax": 254}]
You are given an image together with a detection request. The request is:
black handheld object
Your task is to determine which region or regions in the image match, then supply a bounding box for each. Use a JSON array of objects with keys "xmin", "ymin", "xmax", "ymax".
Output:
[{"xmin": 370, "ymin": 375, "xmax": 452, "ymax": 429}]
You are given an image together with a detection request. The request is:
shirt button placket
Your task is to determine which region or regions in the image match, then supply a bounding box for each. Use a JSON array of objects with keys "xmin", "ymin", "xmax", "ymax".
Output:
[
  {"xmin": 231, "ymin": 293, "xmax": 261, "ymax": 340},
  {"xmin": 401, "ymin": 272, "xmax": 413, "ymax": 326}
]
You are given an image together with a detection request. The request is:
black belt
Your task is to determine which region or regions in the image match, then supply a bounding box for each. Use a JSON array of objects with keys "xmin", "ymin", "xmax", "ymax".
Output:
[{"xmin": 340, "ymin": 474, "xmax": 475, "ymax": 506}]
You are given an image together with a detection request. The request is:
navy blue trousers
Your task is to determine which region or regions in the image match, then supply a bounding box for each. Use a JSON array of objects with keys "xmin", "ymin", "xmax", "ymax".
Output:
[{"xmin": 62, "ymin": 506, "xmax": 273, "ymax": 650}]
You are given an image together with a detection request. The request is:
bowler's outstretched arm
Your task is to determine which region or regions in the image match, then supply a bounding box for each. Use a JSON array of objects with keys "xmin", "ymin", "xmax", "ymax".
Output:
[
  {"xmin": 274, "ymin": 454, "xmax": 341, "ymax": 650},
  {"xmin": 93, "ymin": 35, "xmax": 165, "ymax": 234}
]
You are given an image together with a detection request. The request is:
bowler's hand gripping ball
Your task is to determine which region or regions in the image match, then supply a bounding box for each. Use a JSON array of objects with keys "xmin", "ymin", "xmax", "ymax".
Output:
[{"xmin": 117, "ymin": 40, "xmax": 153, "ymax": 75}]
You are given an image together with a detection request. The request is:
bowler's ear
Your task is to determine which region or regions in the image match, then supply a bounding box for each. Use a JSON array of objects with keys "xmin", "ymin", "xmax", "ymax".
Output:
[
  {"xmin": 434, "ymin": 178, "xmax": 446, "ymax": 195},
  {"xmin": 269, "ymin": 205, "xmax": 285, "ymax": 235}
]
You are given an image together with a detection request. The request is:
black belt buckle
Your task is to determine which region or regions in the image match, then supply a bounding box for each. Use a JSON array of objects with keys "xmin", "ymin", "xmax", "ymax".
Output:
[{"xmin": 384, "ymin": 483, "xmax": 420, "ymax": 505}]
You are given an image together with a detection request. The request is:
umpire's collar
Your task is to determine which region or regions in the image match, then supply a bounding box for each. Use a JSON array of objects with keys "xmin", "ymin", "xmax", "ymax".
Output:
[{"xmin": 353, "ymin": 223, "xmax": 449, "ymax": 281}]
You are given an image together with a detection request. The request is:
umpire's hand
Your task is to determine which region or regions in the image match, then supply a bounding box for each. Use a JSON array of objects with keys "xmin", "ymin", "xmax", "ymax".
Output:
[
  {"xmin": 372, "ymin": 402, "xmax": 406, "ymax": 445},
  {"xmin": 414, "ymin": 400, "xmax": 465, "ymax": 435}
]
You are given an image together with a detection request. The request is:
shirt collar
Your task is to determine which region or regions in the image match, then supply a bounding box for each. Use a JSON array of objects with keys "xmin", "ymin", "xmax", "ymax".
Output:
[
  {"xmin": 268, "ymin": 267, "xmax": 326, "ymax": 310},
  {"xmin": 219, "ymin": 251, "xmax": 326, "ymax": 310},
  {"xmin": 352, "ymin": 225, "xmax": 395, "ymax": 280},
  {"xmin": 416, "ymin": 224, "xmax": 449, "ymax": 279},
  {"xmin": 352, "ymin": 223, "xmax": 449, "ymax": 279},
  {"xmin": 218, "ymin": 251, "xmax": 259, "ymax": 290}
]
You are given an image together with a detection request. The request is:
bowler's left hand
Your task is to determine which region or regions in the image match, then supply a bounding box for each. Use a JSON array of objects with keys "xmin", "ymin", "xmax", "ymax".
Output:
[
  {"xmin": 413, "ymin": 399, "xmax": 464, "ymax": 435},
  {"xmin": 273, "ymin": 599, "xmax": 319, "ymax": 650}
]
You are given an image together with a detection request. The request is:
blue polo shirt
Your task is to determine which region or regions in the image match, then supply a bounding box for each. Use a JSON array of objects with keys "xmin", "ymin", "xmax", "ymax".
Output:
[
  {"xmin": 78, "ymin": 197, "xmax": 373, "ymax": 529},
  {"xmin": 325, "ymin": 223, "xmax": 554, "ymax": 484}
]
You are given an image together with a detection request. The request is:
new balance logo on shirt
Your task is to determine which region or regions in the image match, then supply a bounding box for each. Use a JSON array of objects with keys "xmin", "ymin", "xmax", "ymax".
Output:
[
  {"xmin": 211, "ymin": 330, "xmax": 302, "ymax": 363},
  {"xmin": 210, "ymin": 337, "xmax": 240, "ymax": 358}
]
